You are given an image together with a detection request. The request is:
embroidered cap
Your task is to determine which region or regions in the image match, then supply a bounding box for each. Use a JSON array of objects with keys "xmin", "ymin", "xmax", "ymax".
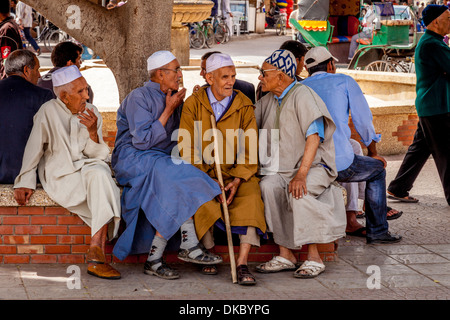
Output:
[
  {"xmin": 147, "ymin": 50, "xmax": 176, "ymax": 71},
  {"xmin": 205, "ymin": 53, "xmax": 235, "ymax": 73},
  {"xmin": 264, "ymin": 49, "xmax": 297, "ymax": 79},
  {"xmin": 304, "ymin": 46, "xmax": 338, "ymax": 69},
  {"xmin": 52, "ymin": 65, "xmax": 83, "ymax": 87}
]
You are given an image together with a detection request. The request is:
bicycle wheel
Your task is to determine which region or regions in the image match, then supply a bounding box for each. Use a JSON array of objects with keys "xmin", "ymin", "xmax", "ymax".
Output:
[
  {"xmin": 44, "ymin": 30, "xmax": 68, "ymax": 52},
  {"xmin": 364, "ymin": 60, "xmax": 398, "ymax": 72},
  {"xmin": 222, "ymin": 23, "xmax": 231, "ymax": 43},
  {"xmin": 215, "ymin": 23, "xmax": 230, "ymax": 44},
  {"xmin": 190, "ymin": 28, "xmax": 206, "ymax": 49},
  {"xmin": 205, "ymin": 25, "xmax": 215, "ymax": 48},
  {"xmin": 280, "ymin": 20, "xmax": 286, "ymax": 35},
  {"xmin": 275, "ymin": 18, "xmax": 283, "ymax": 35}
]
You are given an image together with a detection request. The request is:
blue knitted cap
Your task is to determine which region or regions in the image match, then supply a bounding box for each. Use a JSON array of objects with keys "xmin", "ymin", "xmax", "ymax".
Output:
[{"xmin": 264, "ymin": 49, "xmax": 297, "ymax": 79}]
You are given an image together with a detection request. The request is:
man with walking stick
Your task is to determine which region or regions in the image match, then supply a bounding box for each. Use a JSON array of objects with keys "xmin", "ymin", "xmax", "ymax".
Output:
[{"xmin": 179, "ymin": 53, "xmax": 266, "ymax": 285}]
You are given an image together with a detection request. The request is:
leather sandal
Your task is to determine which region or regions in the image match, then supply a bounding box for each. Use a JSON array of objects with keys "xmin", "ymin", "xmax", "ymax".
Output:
[
  {"xmin": 87, "ymin": 263, "xmax": 121, "ymax": 280},
  {"xmin": 293, "ymin": 260, "xmax": 325, "ymax": 279},
  {"xmin": 387, "ymin": 191, "xmax": 419, "ymax": 203},
  {"xmin": 144, "ymin": 258, "xmax": 179, "ymax": 280},
  {"xmin": 255, "ymin": 256, "xmax": 298, "ymax": 273},
  {"xmin": 86, "ymin": 245, "xmax": 106, "ymax": 264},
  {"xmin": 177, "ymin": 244, "xmax": 223, "ymax": 265},
  {"xmin": 201, "ymin": 265, "xmax": 218, "ymax": 275},
  {"xmin": 386, "ymin": 206, "xmax": 403, "ymax": 220},
  {"xmin": 236, "ymin": 264, "xmax": 256, "ymax": 286}
]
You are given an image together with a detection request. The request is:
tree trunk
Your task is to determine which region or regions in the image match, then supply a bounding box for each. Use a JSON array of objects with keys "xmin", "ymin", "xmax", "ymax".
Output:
[{"xmin": 22, "ymin": 0, "xmax": 174, "ymax": 102}]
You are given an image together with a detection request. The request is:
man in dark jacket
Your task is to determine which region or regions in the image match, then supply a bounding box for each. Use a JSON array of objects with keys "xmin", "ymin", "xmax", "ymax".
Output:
[
  {"xmin": 0, "ymin": 49, "xmax": 53, "ymax": 183},
  {"xmin": 387, "ymin": 5, "xmax": 450, "ymax": 205},
  {"xmin": 0, "ymin": 0, "xmax": 23, "ymax": 79}
]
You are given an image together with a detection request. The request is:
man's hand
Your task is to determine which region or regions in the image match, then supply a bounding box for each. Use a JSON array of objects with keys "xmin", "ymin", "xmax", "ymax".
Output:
[
  {"xmin": 159, "ymin": 88, "xmax": 187, "ymax": 127},
  {"xmin": 14, "ymin": 188, "xmax": 34, "ymax": 206},
  {"xmin": 166, "ymin": 88, "xmax": 187, "ymax": 114},
  {"xmin": 288, "ymin": 133, "xmax": 319, "ymax": 199},
  {"xmin": 371, "ymin": 155, "xmax": 387, "ymax": 168},
  {"xmin": 78, "ymin": 108, "xmax": 99, "ymax": 143},
  {"xmin": 289, "ymin": 175, "xmax": 307, "ymax": 200},
  {"xmin": 224, "ymin": 178, "xmax": 242, "ymax": 205},
  {"xmin": 367, "ymin": 141, "xmax": 387, "ymax": 168},
  {"xmin": 212, "ymin": 178, "xmax": 225, "ymax": 203}
]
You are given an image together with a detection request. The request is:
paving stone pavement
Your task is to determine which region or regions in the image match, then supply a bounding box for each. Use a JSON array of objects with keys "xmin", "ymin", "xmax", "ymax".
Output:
[{"xmin": 1, "ymin": 154, "xmax": 449, "ymax": 306}]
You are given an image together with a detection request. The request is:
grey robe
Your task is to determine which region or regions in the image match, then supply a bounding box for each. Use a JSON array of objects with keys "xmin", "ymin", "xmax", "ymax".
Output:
[
  {"xmin": 255, "ymin": 83, "xmax": 346, "ymax": 248},
  {"xmin": 14, "ymin": 98, "xmax": 121, "ymax": 239}
]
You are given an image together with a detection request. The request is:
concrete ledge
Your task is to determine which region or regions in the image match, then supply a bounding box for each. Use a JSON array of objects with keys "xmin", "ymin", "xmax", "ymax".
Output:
[
  {"xmin": 0, "ymin": 184, "xmax": 338, "ymax": 264},
  {"xmin": 339, "ymin": 69, "xmax": 416, "ymax": 101},
  {"xmin": 0, "ymin": 184, "xmax": 58, "ymax": 207},
  {"xmin": 335, "ymin": 70, "xmax": 418, "ymax": 155}
]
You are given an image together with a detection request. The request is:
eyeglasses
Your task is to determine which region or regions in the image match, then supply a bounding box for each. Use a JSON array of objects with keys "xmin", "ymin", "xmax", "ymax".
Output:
[
  {"xmin": 259, "ymin": 68, "xmax": 279, "ymax": 77},
  {"xmin": 160, "ymin": 67, "xmax": 182, "ymax": 73}
]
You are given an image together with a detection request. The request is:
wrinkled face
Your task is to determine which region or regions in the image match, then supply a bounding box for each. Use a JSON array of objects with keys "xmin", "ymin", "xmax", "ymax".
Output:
[
  {"xmin": 200, "ymin": 59, "xmax": 207, "ymax": 80},
  {"xmin": 435, "ymin": 10, "xmax": 450, "ymax": 35},
  {"xmin": 27, "ymin": 56, "xmax": 41, "ymax": 85},
  {"xmin": 160, "ymin": 59, "xmax": 182, "ymax": 92},
  {"xmin": 206, "ymin": 66, "xmax": 236, "ymax": 101},
  {"xmin": 258, "ymin": 62, "xmax": 281, "ymax": 93},
  {"xmin": 63, "ymin": 77, "xmax": 89, "ymax": 114}
]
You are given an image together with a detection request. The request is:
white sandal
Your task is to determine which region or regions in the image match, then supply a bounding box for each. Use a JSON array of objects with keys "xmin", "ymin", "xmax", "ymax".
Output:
[
  {"xmin": 293, "ymin": 260, "xmax": 325, "ymax": 278},
  {"xmin": 255, "ymin": 256, "xmax": 297, "ymax": 273}
]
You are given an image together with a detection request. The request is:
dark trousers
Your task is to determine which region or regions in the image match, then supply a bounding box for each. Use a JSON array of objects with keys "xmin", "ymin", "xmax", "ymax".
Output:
[
  {"xmin": 388, "ymin": 113, "xmax": 450, "ymax": 205},
  {"xmin": 23, "ymin": 27, "xmax": 40, "ymax": 52}
]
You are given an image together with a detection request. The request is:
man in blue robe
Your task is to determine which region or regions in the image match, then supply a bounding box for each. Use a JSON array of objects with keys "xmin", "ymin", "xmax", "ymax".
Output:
[{"xmin": 111, "ymin": 51, "xmax": 223, "ymax": 280}]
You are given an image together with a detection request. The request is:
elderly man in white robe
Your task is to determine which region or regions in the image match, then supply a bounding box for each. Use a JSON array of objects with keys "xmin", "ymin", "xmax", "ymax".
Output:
[
  {"xmin": 254, "ymin": 49, "xmax": 346, "ymax": 279},
  {"xmin": 14, "ymin": 65, "xmax": 121, "ymax": 280}
]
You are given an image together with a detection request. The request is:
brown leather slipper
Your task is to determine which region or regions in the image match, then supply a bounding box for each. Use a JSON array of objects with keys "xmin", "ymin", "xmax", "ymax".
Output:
[{"xmin": 87, "ymin": 263, "xmax": 121, "ymax": 280}]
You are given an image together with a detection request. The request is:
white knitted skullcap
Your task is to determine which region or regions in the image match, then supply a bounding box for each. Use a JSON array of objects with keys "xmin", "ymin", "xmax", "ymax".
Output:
[
  {"xmin": 147, "ymin": 50, "xmax": 176, "ymax": 71},
  {"xmin": 205, "ymin": 53, "xmax": 234, "ymax": 73},
  {"xmin": 52, "ymin": 65, "xmax": 82, "ymax": 87}
]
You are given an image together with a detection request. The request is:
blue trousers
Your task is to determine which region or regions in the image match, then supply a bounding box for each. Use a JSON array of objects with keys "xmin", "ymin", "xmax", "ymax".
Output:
[
  {"xmin": 337, "ymin": 155, "xmax": 389, "ymax": 237},
  {"xmin": 23, "ymin": 27, "xmax": 40, "ymax": 52}
]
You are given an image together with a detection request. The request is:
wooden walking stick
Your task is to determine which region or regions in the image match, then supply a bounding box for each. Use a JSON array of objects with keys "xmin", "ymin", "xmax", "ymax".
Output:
[{"xmin": 210, "ymin": 115, "xmax": 237, "ymax": 284}]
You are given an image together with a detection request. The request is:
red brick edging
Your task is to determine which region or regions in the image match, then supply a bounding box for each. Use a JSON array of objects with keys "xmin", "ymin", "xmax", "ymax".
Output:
[{"xmin": 0, "ymin": 206, "xmax": 338, "ymax": 264}]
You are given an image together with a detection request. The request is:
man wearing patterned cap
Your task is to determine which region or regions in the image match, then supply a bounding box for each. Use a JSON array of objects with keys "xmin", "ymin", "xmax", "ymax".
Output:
[
  {"xmin": 14, "ymin": 65, "xmax": 122, "ymax": 280},
  {"xmin": 254, "ymin": 49, "xmax": 346, "ymax": 279},
  {"xmin": 179, "ymin": 52, "xmax": 266, "ymax": 285},
  {"xmin": 111, "ymin": 50, "xmax": 222, "ymax": 280}
]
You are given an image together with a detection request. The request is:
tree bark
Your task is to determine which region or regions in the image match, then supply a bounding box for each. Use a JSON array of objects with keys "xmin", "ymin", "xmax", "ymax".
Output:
[{"xmin": 21, "ymin": 0, "xmax": 174, "ymax": 102}]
